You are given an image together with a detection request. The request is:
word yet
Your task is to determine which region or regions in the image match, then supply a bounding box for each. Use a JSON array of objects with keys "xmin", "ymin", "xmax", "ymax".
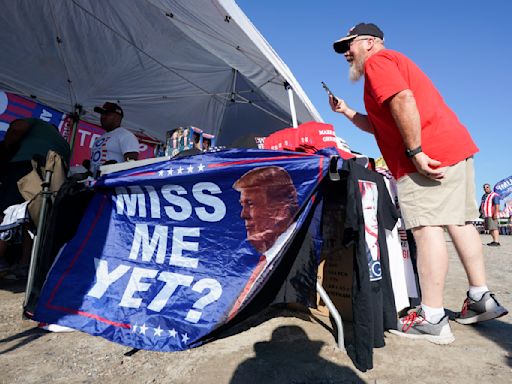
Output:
[{"xmin": 87, "ymin": 259, "xmax": 222, "ymax": 323}]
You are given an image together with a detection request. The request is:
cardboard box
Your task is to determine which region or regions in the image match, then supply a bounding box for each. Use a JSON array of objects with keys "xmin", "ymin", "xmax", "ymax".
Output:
[{"xmin": 312, "ymin": 199, "xmax": 353, "ymax": 322}]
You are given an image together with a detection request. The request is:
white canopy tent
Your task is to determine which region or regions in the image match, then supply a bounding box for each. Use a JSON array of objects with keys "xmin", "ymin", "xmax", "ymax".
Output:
[{"xmin": 0, "ymin": 0, "xmax": 323, "ymax": 146}]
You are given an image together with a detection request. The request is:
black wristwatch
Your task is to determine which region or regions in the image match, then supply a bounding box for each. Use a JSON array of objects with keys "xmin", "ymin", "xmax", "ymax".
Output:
[{"xmin": 405, "ymin": 146, "xmax": 422, "ymax": 158}]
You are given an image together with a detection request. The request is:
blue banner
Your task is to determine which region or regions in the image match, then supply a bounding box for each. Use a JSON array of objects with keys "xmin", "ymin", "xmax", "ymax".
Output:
[
  {"xmin": 494, "ymin": 176, "xmax": 512, "ymax": 202},
  {"xmin": 35, "ymin": 149, "xmax": 330, "ymax": 352}
]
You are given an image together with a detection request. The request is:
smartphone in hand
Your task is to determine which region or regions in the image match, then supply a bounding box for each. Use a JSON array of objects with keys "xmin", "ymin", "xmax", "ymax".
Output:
[{"xmin": 321, "ymin": 81, "xmax": 338, "ymax": 104}]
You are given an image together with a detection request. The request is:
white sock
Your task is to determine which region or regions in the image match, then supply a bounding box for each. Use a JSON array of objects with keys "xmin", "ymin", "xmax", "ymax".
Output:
[
  {"xmin": 421, "ymin": 303, "xmax": 445, "ymax": 324},
  {"xmin": 468, "ymin": 285, "xmax": 489, "ymax": 301}
]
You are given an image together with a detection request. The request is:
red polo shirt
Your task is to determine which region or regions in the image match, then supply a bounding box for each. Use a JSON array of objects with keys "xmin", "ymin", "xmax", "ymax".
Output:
[{"xmin": 363, "ymin": 49, "xmax": 478, "ymax": 179}]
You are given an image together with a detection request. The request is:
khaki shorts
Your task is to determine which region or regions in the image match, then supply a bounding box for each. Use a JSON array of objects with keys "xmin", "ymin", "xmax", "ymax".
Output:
[
  {"xmin": 484, "ymin": 217, "xmax": 499, "ymax": 231},
  {"xmin": 397, "ymin": 157, "xmax": 479, "ymax": 229}
]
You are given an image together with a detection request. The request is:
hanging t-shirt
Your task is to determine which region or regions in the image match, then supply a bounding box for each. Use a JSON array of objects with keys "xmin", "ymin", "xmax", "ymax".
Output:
[
  {"xmin": 363, "ymin": 49, "xmax": 479, "ymax": 179},
  {"xmin": 341, "ymin": 159, "xmax": 399, "ymax": 372},
  {"xmin": 377, "ymin": 173, "xmax": 419, "ymax": 311},
  {"xmin": 90, "ymin": 127, "xmax": 140, "ymax": 175}
]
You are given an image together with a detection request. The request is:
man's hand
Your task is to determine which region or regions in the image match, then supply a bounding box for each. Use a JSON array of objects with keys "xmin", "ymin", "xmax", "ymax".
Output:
[
  {"xmin": 411, "ymin": 152, "xmax": 444, "ymax": 179},
  {"xmin": 329, "ymin": 94, "xmax": 349, "ymax": 114},
  {"xmin": 329, "ymin": 95, "xmax": 374, "ymax": 134}
]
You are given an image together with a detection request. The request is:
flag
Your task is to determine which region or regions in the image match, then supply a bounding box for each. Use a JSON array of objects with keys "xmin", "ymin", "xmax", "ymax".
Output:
[{"xmin": 34, "ymin": 149, "xmax": 330, "ymax": 352}]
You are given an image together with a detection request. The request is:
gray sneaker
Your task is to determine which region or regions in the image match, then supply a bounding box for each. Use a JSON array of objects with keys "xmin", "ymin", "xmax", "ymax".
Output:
[
  {"xmin": 389, "ymin": 307, "xmax": 455, "ymax": 345},
  {"xmin": 455, "ymin": 291, "xmax": 508, "ymax": 325}
]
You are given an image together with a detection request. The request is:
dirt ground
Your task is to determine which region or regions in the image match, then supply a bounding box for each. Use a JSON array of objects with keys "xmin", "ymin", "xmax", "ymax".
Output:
[{"xmin": 0, "ymin": 233, "xmax": 510, "ymax": 384}]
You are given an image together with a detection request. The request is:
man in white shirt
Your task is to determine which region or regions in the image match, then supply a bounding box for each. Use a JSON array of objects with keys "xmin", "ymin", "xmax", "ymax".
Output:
[{"xmin": 90, "ymin": 102, "xmax": 139, "ymax": 177}]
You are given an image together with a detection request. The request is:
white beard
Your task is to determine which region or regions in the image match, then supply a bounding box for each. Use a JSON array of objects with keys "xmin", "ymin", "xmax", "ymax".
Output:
[{"xmin": 349, "ymin": 54, "xmax": 365, "ymax": 82}]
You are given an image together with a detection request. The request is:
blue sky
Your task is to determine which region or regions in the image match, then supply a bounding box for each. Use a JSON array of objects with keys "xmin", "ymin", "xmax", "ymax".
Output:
[{"xmin": 237, "ymin": 0, "xmax": 511, "ymax": 201}]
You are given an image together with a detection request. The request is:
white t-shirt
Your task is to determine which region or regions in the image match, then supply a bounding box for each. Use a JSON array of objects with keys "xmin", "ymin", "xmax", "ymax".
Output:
[{"xmin": 90, "ymin": 127, "xmax": 139, "ymax": 175}]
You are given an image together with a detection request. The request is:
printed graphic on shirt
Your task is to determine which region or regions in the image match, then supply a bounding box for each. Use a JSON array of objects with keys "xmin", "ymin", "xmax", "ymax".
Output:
[
  {"xmin": 358, "ymin": 180, "xmax": 381, "ymax": 281},
  {"xmin": 91, "ymin": 135, "xmax": 111, "ymax": 172}
]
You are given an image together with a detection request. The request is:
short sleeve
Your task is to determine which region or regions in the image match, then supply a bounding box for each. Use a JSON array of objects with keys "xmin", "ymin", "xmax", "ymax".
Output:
[
  {"xmin": 119, "ymin": 130, "xmax": 140, "ymax": 155},
  {"xmin": 365, "ymin": 53, "xmax": 409, "ymax": 105}
]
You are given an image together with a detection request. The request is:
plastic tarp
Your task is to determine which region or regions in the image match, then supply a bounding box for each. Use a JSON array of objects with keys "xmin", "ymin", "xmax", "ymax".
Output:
[{"xmin": 0, "ymin": 0, "xmax": 322, "ymax": 146}]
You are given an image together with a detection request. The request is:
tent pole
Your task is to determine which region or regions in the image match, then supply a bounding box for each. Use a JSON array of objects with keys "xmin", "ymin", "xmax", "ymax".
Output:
[
  {"xmin": 284, "ymin": 82, "xmax": 298, "ymax": 128},
  {"xmin": 230, "ymin": 69, "xmax": 238, "ymax": 102},
  {"xmin": 316, "ymin": 281, "xmax": 345, "ymax": 351},
  {"xmin": 68, "ymin": 104, "xmax": 82, "ymax": 164}
]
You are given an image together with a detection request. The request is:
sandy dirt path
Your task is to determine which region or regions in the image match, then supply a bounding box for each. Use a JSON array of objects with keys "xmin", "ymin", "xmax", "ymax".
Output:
[{"xmin": 0, "ymin": 233, "xmax": 510, "ymax": 383}]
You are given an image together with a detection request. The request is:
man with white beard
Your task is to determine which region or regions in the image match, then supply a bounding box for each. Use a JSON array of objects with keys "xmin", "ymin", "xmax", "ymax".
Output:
[{"xmin": 329, "ymin": 23, "xmax": 507, "ymax": 344}]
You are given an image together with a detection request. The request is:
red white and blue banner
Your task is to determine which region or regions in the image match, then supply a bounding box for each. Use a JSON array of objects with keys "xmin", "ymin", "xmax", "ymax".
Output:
[
  {"xmin": 0, "ymin": 90, "xmax": 66, "ymax": 140},
  {"xmin": 0, "ymin": 90, "xmax": 158, "ymax": 164},
  {"xmin": 494, "ymin": 176, "xmax": 512, "ymax": 203},
  {"xmin": 34, "ymin": 149, "xmax": 331, "ymax": 352}
]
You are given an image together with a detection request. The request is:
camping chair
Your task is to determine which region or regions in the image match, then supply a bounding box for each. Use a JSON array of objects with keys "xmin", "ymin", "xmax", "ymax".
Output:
[{"xmin": 17, "ymin": 150, "xmax": 67, "ymax": 312}]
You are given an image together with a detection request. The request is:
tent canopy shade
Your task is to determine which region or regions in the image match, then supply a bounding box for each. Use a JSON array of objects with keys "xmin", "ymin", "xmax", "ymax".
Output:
[{"xmin": 0, "ymin": 0, "xmax": 323, "ymax": 146}]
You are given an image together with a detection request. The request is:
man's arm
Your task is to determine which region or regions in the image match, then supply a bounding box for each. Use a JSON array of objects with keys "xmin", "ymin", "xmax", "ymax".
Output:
[
  {"xmin": 493, "ymin": 197, "xmax": 500, "ymax": 219},
  {"xmin": 329, "ymin": 95, "xmax": 374, "ymax": 134},
  {"xmin": 387, "ymin": 89, "xmax": 444, "ymax": 179},
  {"xmin": 124, "ymin": 152, "xmax": 139, "ymax": 161}
]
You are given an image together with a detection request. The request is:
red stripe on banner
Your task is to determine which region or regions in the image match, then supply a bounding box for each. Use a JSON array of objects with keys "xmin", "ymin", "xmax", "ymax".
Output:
[
  {"xmin": 208, "ymin": 154, "xmax": 311, "ymax": 168},
  {"xmin": 317, "ymin": 157, "xmax": 324, "ymax": 184},
  {"xmin": 46, "ymin": 195, "xmax": 107, "ymax": 306},
  {"xmin": 1, "ymin": 112, "xmax": 23, "ymax": 123},
  {"xmin": 9, "ymin": 93, "xmax": 37, "ymax": 108},
  {"xmin": 45, "ymin": 304, "xmax": 131, "ymax": 329},
  {"xmin": 227, "ymin": 255, "xmax": 267, "ymax": 321},
  {"xmin": 7, "ymin": 104, "xmax": 33, "ymax": 117},
  {"xmin": 128, "ymin": 171, "xmax": 157, "ymax": 177}
]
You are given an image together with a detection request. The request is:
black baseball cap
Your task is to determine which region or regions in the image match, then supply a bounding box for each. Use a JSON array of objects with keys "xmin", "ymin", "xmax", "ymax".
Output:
[
  {"xmin": 333, "ymin": 23, "xmax": 384, "ymax": 54},
  {"xmin": 94, "ymin": 102, "xmax": 124, "ymax": 117}
]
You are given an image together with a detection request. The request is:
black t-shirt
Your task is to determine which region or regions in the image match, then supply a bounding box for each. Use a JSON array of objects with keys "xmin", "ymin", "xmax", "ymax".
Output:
[{"xmin": 341, "ymin": 159, "xmax": 399, "ymax": 372}]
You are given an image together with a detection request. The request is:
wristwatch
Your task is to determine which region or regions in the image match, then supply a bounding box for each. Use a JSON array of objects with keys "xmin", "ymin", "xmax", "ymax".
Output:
[{"xmin": 405, "ymin": 146, "xmax": 422, "ymax": 158}]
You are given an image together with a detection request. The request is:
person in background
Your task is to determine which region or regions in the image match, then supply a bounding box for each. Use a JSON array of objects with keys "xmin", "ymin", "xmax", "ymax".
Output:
[
  {"xmin": 0, "ymin": 118, "xmax": 70, "ymax": 276},
  {"xmin": 202, "ymin": 137, "xmax": 212, "ymax": 151},
  {"xmin": 329, "ymin": 22, "xmax": 507, "ymax": 344},
  {"xmin": 480, "ymin": 183, "xmax": 500, "ymax": 246},
  {"xmin": 90, "ymin": 102, "xmax": 139, "ymax": 177}
]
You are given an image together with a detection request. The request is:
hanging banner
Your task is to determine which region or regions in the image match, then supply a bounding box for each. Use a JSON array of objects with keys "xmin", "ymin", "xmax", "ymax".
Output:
[
  {"xmin": 494, "ymin": 176, "xmax": 512, "ymax": 202},
  {"xmin": 0, "ymin": 90, "xmax": 158, "ymax": 164},
  {"xmin": 0, "ymin": 90, "xmax": 66, "ymax": 140},
  {"xmin": 35, "ymin": 149, "xmax": 329, "ymax": 352}
]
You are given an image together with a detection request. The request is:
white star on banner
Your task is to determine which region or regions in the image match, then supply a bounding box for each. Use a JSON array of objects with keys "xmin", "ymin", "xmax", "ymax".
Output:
[
  {"xmin": 177, "ymin": 166, "xmax": 184, "ymax": 174},
  {"xmin": 131, "ymin": 324, "xmax": 138, "ymax": 333},
  {"xmin": 197, "ymin": 163, "xmax": 205, "ymax": 172},
  {"xmin": 167, "ymin": 169, "xmax": 174, "ymax": 176},
  {"xmin": 153, "ymin": 326, "xmax": 163, "ymax": 337},
  {"xmin": 187, "ymin": 165, "xmax": 194, "ymax": 173},
  {"xmin": 168, "ymin": 329, "xmax": 177, "ymax": 338},
  {"xmin": 158, "ymin": 170, "xmax": 164, "ymax": 177},
  {"xmin": 139, "ymin": 323, "xmax": 148, "ymax": 335},
  {"xmin": 181, "ymin": 333, "xmax": 189, "ymax": 343}
]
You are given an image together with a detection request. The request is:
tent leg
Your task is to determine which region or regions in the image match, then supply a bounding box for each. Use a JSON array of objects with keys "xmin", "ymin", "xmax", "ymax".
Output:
[
  {"xmin": 68, "ymin": 104, "xmax": 82, "ymax": 163},
  {"xmin": 24, "ymin": 169, "xmax": 53, "ymax": 310},
  {"xmin": 316, "ymin": 281, "xmax": 345, "ymax": 352},
  {"xmin": 285, "ymin": 82, "xmax": 298, "ymax": 128}
]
